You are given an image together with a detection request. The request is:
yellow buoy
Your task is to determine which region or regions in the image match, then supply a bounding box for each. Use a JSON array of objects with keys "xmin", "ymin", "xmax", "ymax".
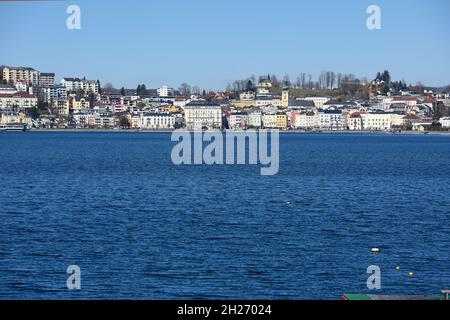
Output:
[
  {"xmin": 395, "ymin": 266, "xmax": 400, "ymax": 271},
  {"xmin": 371, "ymin": 248, "xmax": 380, "ymax": 253},
  {"xmin": 409, "ymin": 272, "xmax": 414, "ymax": 277}
]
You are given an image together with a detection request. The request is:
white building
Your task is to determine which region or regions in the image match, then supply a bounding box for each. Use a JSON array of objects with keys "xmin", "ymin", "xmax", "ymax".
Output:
[
  {"xmin": 15, "ymin": 81, "xmax": 28, "ymax": 93},
  {"xmin": 0, "ymin": 84, "xmax": 16, "ymax": 95},
  {"xmin": 303, "ymin": 97, "xmax": 329, "ymax": 109},
  {"xmin": 348, "ymin": 112, "xmax": 393, "ymax": 131},
  {"xmin": 184, "ymin": 100, "xmax": 222, "ymax": 130},
  {"xmin": 157, "ymin": 85, "xmax": 173, "ymax": 97},
  {"xmin": 291, "ymin": 112, "xmax": 316, "ymax": 129},
  {"xmin": 61, "ymin": 78, "xmax": 99, "ymax": 94},
  {"xmin": 255, "ymin": 97, "xmax": 273, "ymax": 107},
  {"xmin": 440, "ymin": 117, "xmax": 450, "ymax": 129},
  {"xmin": 248, "ymin": 112, "xmax": 262, "ymax": 128},
  {"xmin": 38, "ymin": 73, "xmax": 55, "ymax": 86},
  {"xmin": 228, "ymin": 112, "xmax": 248, "ymax": 130},
  {"xmin": 362, "ymin": 113, "xmax": 392, "ymax": 130},
  {"xmin": 239, "ymin": 91, "xmax": 256, "ymax": 101},
  {"xmin": 36, "ymin": 85, "xmax": 67, "ymax": 103},
  {"xmin": 317, "ymin": 109, "xmax": 346, "ymax": 130},
  {"xmin": 141, "ymin": 112, "xmax": 175, "ymax": 129}
]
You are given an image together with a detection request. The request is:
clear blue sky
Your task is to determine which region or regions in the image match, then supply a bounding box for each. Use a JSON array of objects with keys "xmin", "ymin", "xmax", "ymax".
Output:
[{"xmin": 1, "ymin": 0, "xmax": 449, "ymax": 90}]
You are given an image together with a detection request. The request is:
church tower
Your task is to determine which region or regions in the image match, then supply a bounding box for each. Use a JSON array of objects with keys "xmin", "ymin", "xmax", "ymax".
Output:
[{"xmin": 282, "ymin": 85, "xmax": 289, "ymax": 107}]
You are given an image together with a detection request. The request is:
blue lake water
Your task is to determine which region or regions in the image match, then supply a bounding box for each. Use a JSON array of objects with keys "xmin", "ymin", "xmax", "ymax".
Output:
[{"xmin": 0, "ymin": 132, "xmax": 449, "ymax": 299}]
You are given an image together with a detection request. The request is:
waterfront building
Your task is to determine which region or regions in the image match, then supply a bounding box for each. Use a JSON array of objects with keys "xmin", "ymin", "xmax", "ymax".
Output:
[
  {"xmin": 291, "ymin": 111, "xmax": 317, "ymax": 129},
  {"xmin": 348, "ymin": 113, "xmax": 363, "ymax": 131},
  {"xmin": 262, "ymin": 113, "xmax": 287, "ymax": 130},
  {"xmin": 439, "ymin": 117, "xmax": 450, "ymax": 129},
  {"xmin": 412, "ymin": 121, "xmax": 433, "ymax": 131},
  {"xmin": 248, "ymin": 112, "xmax": 262, "ymax": 129},
  {"xmin": 141, "ymin": 112, "xmax": 175, "ymax": 129},
  {"xmin": 390, "ymin": 112, "xmax": 408, "ymax": 128},
  {"xmin": 184, "ymin": 100, "xmax": 222, "ymax": 130},
  {"xmin": 228, "ymin": 112, "xmax": 249, "ymax": 130},
  {"xmin": 0, "ymin": 111, "xmax": 32, "ymax": 128},
  {"xmin": 348, "ymin": 112, "xmax": 393, "ymax": 131},
  {"xmin": 131, "ymin": 114, "xmax": 141, "ymax": 129},
  {"xmin": 73, "ymin": 110, "xmax": 113, "ymax": 129},
  {"xmin": 352, "ymin": 112, "xmax": 392, "ymax": 131},
  {"xmin": 317, "ymin": 109, "xmax": 346, "ymax": 130}
]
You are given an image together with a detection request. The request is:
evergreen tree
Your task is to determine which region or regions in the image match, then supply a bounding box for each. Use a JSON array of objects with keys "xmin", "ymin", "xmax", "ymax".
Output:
[
  {"xmin": 97, "ymin": 80, "xmax": 102, "ymax": 94},
  {"xmin": 141, "ymin": 84, "xmax": 148, "ymax": 96}
]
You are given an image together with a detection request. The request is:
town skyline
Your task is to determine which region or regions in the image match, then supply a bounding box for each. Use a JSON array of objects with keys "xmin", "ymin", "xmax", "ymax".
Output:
[{"xmin": 1, "ymin": 0, "xmax": 449, "ymax": 90}]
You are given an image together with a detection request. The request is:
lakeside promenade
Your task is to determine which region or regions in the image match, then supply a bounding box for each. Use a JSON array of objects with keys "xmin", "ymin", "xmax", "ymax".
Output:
[{"xmin": 12, "ymin": 128, "xmax": 450, "ymax": 135}]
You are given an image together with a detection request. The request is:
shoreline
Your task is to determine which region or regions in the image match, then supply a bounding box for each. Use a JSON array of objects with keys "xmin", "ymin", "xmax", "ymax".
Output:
[{"xmin": 6, "ymin": 128, "xmax": 450, "ymax": 135}]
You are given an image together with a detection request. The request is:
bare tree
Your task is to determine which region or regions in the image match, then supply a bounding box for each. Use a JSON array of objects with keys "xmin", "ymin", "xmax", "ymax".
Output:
[
  {"xmin": 330, "ymin": 72, "xmax": 336, "ymax": 89},
  {"xmin": 192, "ymin": 86, "xmax": 201, "ymax": 95},
  {"xmin": 179, "ymin": 83, "xmax": 191, "ymax": 97},
  {"xmin": 337, "ymin": 73, "xmax": 342, "ymax": 89},
  {"xmin": 319, "ymin": 71, "xmax": 327, "ymax": 89}
]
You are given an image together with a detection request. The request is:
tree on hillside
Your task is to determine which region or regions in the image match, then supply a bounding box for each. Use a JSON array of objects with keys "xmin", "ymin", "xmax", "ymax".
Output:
[
  {"xmin": 120, "ymin": 87, "xmax": 126, "ymax": 96},
  {"xmin": 271, "ymin": 75, "xmax": 280, "ymax": 88},
  {"xmin": 140, "ymin": 84, "xmax": 148, "ymax": 96},
  {"xmin": 381, "ymin": 70, "xmax": 391, "ymax": 83},
  {"xmin": 179, "ymin": 83, "xmax": 191, "ymax": 97},
  {"xmin": 245, "ymin": 79, "xmax": 254, "ymax": 92},
  {"xmin": 104, "ymin": 83, "xmax": 114, "ymax": 93},
  {"xmin": 97, "ymin": 80, "xmax": 102, "ymax": 94}
]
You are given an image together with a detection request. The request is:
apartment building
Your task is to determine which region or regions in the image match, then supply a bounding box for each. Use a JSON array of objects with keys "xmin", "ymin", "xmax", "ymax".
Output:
[
  {"xmin": 61, "ymin": 78, "xmax": 99, "ymax": 94},
  {"xmin": 0, "ymin": 93, "xmax": 38, "ymax": 108},
  {"xmin": 38, "ymin": 73, "xmax": 55, "ymax": 86},
  {"xmin": 184, "ymin": 100, "xmax": 222, "ymax": 130},
  {"xmin": 228, "ymin": 112, "xmax": 249, "ymax": 130},
  {"xmin": 0, "ymin": 66, "xmax": 39, "ymax": 86},
  {"xmin": 291, "ymin": 112, "xmax": 317, "ymax": 129},
  {"xmin": 141, "ymin": 112, "xmax": 175, "ymax": 129},
  {"xmin": 262, "ymin": 113, "xmax": 287, "ymax": 130},
  {"xmin": 317, "ymin": 109, "xmax": 346, "ymax": 130}
]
